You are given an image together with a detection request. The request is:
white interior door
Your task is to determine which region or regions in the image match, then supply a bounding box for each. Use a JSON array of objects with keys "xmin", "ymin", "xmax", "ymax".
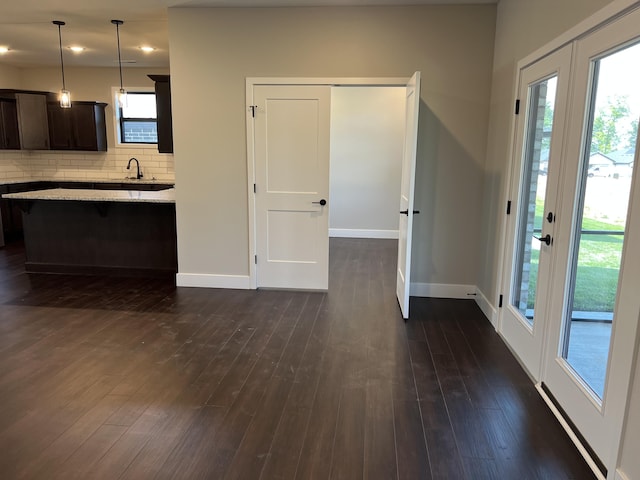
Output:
[
  {"xmin": 253, "ymin": 85, "xmax": 331, "ymax": 290},
  {"xmin": 499, "ymin": 46, "xmax": 572, "ymax": 380},
  {"xmin": 396, "ymin": 72, "xmax": 421, "ymax": 319}
]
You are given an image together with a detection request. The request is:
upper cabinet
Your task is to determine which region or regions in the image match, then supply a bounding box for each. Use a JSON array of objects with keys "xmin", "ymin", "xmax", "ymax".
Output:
[
  {"xmin": 148, "ymin": 75, "xmax": 173, "ymax": 153},
  {"xmin": 16, "ymin": 93, "xmax": 49, "ymax": 150},
  {"xmin": 0, "ymin": 90, "xmax": 107, "ymax": 152},
  {"xmin": 16, "ymin": 93, "xmax": 50, "ymax": 150},
  {"xmin": 0, "ymin": 98, "xmax": 20, "ymax": 149},
  {"xmin": 48, "ymin": 102, "xmax": 107, "ymax": 151}
]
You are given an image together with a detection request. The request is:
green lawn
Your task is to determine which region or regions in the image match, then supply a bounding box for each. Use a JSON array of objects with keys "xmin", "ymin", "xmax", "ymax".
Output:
[{"xmin": 526, "ymin": 200, "xmax": 623, "ymax": 312}]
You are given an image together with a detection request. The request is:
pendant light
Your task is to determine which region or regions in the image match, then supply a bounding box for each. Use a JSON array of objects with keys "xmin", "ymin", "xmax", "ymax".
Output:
[
  {"xmin": 52, "ymin": 20, "xmax": 71, "ymax": 108},
  {"xmin": 111, "ymin": 19, "xmax": 127, "ymax": 108}
]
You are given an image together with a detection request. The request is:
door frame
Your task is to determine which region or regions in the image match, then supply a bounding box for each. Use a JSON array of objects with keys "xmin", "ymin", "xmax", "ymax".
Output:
[{"xmin": 246, "ymin": 77, "xmax": 409, "ymax": 289}]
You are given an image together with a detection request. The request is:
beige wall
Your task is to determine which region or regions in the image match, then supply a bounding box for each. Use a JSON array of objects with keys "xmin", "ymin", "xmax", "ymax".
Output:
[
  {"xmin": 0, "ymin": 64, "xmax": 21, "ymax": 88},
  {"xmin": 0, "ymin": 66, "xmax": 174, "ymax": 182},
  {"xmin": 168, "ymin": 5, "xmax": 496, "ymax": 280},
  {"xmin": 329, "ymin": 86, "xmax": 404, "ymax": 236},
  {"xmin": 477, "ymin": 0, "xmax": 614, "ymax": 306}
]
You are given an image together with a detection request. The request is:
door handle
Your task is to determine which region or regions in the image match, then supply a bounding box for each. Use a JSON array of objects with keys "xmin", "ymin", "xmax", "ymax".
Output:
[
  {"xmin": 312, "ymin": 199, "xmax": 327, "ymax": 206},
  {"xmin": 533, "ymin": 233, "xmax": 552, "ymax": 246},
  {"xmin": 400, "ymin": 210, "xmax": 420, "ymax": 215}
]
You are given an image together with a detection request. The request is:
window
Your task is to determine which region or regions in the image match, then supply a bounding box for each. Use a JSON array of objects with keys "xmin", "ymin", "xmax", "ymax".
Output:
[{"xmin": 118, "ymin": 92, "xmax": 158, "ymax": 144}]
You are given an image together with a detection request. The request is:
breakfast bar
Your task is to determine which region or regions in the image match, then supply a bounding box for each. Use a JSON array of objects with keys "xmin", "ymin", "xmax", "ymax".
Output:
[{"xmin": 3, "ymin": 187, "xmax": 177, "ymax": 277}]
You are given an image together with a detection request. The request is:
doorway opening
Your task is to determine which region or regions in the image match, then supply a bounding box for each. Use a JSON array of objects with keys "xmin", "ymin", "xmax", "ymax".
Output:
[{"xmin": 246, "ymin": 75, "xmax": 420, "ymax": 318}]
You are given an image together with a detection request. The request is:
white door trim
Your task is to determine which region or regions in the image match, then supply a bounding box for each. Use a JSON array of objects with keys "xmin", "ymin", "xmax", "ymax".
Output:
[
  {"xmin": 517, "ymin": 0, "xmax": 640, "ymax": 70},
  {"xmin": 246, "ymin": 76, "xmax": 410, "ymax": 289}
]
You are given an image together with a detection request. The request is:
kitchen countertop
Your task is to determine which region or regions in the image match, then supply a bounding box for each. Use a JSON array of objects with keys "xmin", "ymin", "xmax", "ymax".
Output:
[
  {"xmin": 0, "ymin": 177, "xmax": 175, "ymax": 186},
  {"xmin": 2, "ymin": 188, "xmax": 175, "ymax": 204}
]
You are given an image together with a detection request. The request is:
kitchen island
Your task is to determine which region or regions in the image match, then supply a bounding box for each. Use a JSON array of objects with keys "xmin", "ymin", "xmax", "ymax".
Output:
[{"xmin": 2, "ymin": 188, "xmax": 177, "ymax": 277}]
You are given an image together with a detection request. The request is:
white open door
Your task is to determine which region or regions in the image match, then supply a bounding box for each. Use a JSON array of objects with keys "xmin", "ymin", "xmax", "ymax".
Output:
[
  {"xmin": 253, "ymin": 85, "xmax": 331, "ymax": 290},
  {"xmin": 396, "ymin": 72, "xmax": 421, "ymax": 319}
]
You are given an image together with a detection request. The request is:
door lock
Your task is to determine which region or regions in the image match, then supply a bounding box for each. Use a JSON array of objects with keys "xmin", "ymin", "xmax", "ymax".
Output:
[{"xmin": 312, "ymin": 199, "xmax": 327, "ymax": 206}]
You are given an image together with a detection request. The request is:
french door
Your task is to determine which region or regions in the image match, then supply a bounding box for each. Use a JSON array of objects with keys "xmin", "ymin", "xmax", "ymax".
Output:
[
  {"xmin": 501, "ymin": 7, "xmax": 640, "ymax": 475},
  {"xmin": 541, "ymin": 11, "xmax": 640, "ymax": 471},
  {"xmin": 500, "ymin": 45, "xmax": 572, "ymax": 380}
]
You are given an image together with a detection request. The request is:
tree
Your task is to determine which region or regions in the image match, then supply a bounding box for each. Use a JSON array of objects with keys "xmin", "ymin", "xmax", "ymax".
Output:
[
  {"xmin": 590, "ymin": 95, "xmax": 631, "ymax": 155},
  {"xmin": 626, "ymin": 117, "xmax": 639, "ymax": 150},
  {"xmin": 541, "ymin": 100, "xmax": 554, "ymax": 152}
]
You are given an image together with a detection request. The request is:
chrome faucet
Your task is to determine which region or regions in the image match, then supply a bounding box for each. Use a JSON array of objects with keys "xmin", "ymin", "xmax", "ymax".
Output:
[{"xmin": 126, "ymin": 157, "xmax": 143, "ymax": 180}]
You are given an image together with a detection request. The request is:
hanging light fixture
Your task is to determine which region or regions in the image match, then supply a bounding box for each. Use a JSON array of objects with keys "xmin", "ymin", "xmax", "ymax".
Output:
[
  {"xmin": 111, "ymin": 19, "xmax": 127, "ymax": 107},
  {"xmin": 52, "ymin": 20, "xmax": 71, "ymax": 108}
]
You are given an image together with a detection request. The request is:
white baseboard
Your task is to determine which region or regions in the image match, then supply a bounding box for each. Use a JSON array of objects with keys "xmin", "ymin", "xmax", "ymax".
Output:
[
  {"xmin": 615, "ymin": 469, "xmax": 630, "ymax": 480},
  {"xmin": 410, "ymin": 282, "xmax": 477, "ymax": 299},
  {"xmin": 176, "ymin": 273, "xmax": 252, "ymax": 289},
  {"xmin": 475, "ymin": 287, "xmax": 498, "ymax": 328},
  {"xmin": 329, "ymin": 228, "xmax": 398, "ymax": 239}
]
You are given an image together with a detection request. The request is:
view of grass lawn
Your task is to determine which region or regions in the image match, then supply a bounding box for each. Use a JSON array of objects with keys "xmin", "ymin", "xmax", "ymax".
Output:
[{"xmin": 527, "ymin": 200, "xmax": 623, "ymax": 312}]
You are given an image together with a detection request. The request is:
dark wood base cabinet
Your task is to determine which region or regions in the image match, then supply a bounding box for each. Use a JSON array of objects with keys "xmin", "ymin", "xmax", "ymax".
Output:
[{"xmin": 20, "ymin": 200, "xmax": 177, "ymax": 277}]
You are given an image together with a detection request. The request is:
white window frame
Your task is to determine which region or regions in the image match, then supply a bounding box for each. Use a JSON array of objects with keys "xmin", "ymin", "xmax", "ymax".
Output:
[{"xmin": 111, "ymin": 86, "xmax": 157, "ymax": 150}]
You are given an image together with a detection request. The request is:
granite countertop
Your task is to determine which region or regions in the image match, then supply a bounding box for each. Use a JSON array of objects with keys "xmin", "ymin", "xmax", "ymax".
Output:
[
  {"xmin": 0, "ymin": 177, "xmax": 175, "ymax": 186},
  {"xmin": 2, "ymin": 188, "xmax": 175, "ymax": 204}
]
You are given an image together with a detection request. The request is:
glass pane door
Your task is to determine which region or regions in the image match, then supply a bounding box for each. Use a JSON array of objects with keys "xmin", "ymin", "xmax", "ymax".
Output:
[
  {"xmin": 499, "ymin": 44, "xmax": 571, "ymax": 382},
  {"xmin": 561, "ymin": 42, "xmax": 640, "ymax": 400},
  {"xmin": 512, "ymin": 77, "xmax": 558, "ymax": 325}
]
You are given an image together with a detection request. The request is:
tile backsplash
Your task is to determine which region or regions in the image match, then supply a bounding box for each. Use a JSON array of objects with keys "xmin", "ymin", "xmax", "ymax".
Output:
[{"xmin": 0, "ymin": 148, "xmax": 174, "ymax": 182}]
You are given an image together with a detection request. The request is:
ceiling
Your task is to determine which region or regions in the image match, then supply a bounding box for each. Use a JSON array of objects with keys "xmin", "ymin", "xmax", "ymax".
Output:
[{"xmin": 0, "ymin": 0, "xmax": 496, "ymax": 68}]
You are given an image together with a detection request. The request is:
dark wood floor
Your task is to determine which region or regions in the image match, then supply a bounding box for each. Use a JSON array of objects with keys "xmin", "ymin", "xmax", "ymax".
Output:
[{"xmin": 0, "ymin": 238, "xmax": 594, "ymax": 479}]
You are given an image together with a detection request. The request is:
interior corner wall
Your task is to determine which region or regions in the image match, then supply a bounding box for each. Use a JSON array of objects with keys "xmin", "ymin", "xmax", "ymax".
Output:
[
  {"xmin": 476, "ymin": 0, "xmax": 615, "ymax": 306},
  {"xmin": 168, "ymin": 5, "xmax": 496, "ymax": 281},
  {"xmin": 329, "ymin": 86, "xmax": 404, "ymax": 238}
]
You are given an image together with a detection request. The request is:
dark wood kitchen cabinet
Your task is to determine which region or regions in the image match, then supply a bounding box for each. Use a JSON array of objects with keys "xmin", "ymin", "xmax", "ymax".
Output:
[
  {"xmin": 0, "ymin": 98, "xmax": 20, "ymax": 149},
  {"xmin": 148, "ymin": 75, "xmax": 173, "ymax": 153},
  {"xmin": 47, "ymin": 101, "xmax": 108, "ymax": 151},
  {"xmin": 15, "ymin": 93, "xmax": 50, "ymax": 150}
]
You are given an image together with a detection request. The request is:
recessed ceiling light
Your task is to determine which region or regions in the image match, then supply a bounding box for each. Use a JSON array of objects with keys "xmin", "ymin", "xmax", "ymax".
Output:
[
  {"xmin": 68, "ymin": 46, "xmax": 84, "ymax": 53},
  {"xmin": 0, "ymin": 46, "xmax": 9, "ymax": 54},
  {"xmin": 139, "ymin": 46, "xmax": 155, "ymax": 53}
]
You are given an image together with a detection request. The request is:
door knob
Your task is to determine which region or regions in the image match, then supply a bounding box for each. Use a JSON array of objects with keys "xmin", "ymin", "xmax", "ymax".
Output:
[
  {"xmin": 312, "ymin": 199, "xmax": 327, "ymax": 206},
  {"xmin": 400, "ymin": 210, "xmax": 420, "ymax": 215},
  {"xmin": 533, "ymin": 233, "xmax": 552, "ymax": 246}
]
